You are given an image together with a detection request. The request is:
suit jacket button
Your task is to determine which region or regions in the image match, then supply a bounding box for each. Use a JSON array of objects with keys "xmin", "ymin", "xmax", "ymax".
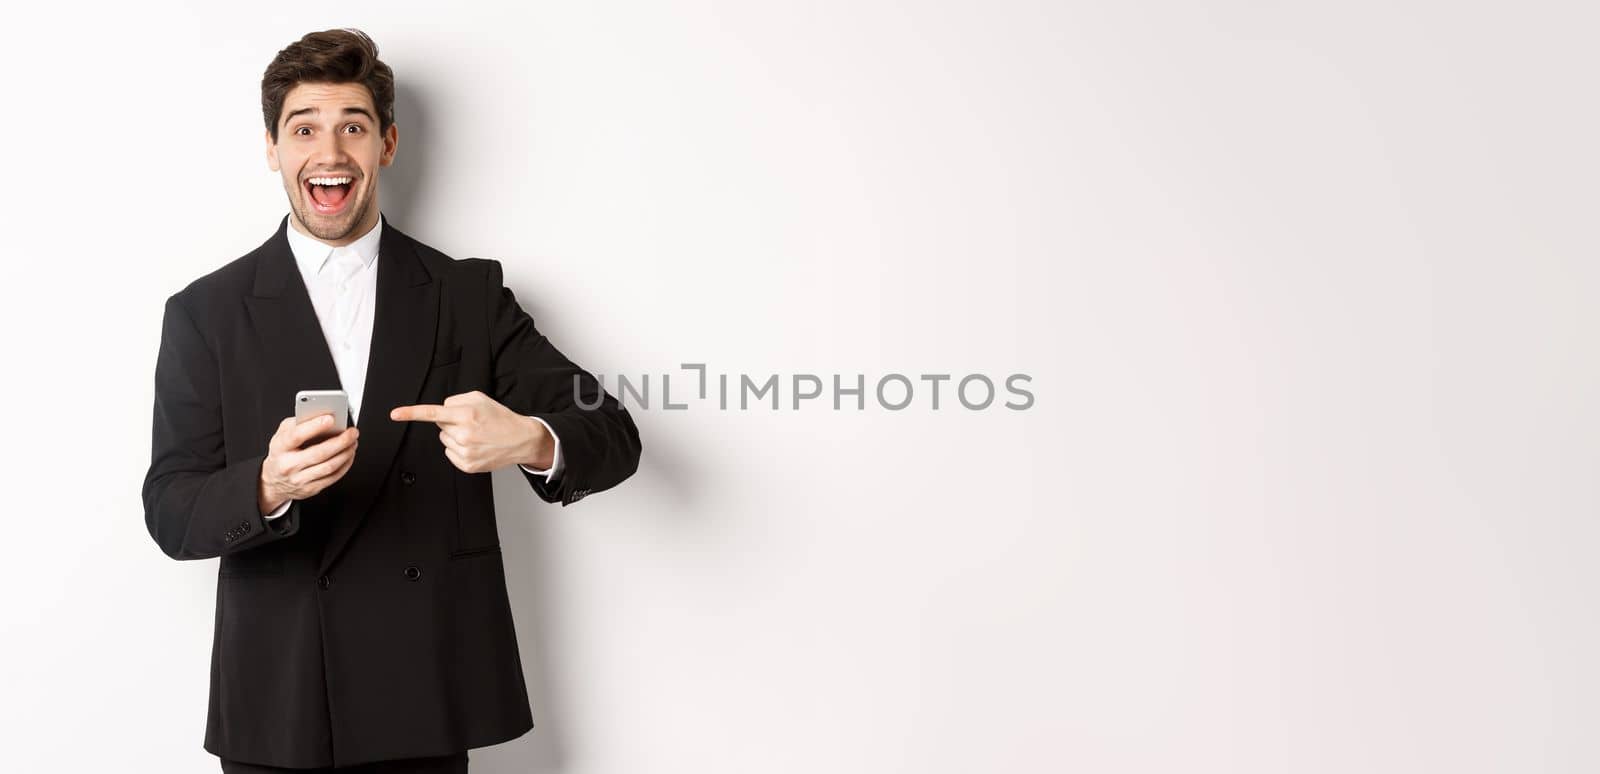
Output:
[
  {"xmin": 401, "ymin": 471, "xmax": 416, "ymax": 485},
  {"xmin": 404, "ymin": 566, "xmax": 422, "ymax": 581},
  {"xmin": 317, "ymin": 575, "xmax": 331, "ymax": 590}
]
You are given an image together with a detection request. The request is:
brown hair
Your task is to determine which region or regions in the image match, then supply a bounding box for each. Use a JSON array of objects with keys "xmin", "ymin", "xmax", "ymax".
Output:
[{"xmin": 261, "ymin": 28, "xmax": 395, "ymax": 143}]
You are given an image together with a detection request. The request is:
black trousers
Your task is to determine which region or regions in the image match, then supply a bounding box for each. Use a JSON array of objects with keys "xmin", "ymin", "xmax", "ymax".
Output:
[{"xmin": 219, "ymin": 751, "xmax": 467, "ymax": 773}]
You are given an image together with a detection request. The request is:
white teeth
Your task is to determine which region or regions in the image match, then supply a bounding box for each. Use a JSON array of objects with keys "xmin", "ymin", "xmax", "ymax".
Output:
[{"xmin": 307, "ymin": 176, "xmax": 353, "ymax": 186}]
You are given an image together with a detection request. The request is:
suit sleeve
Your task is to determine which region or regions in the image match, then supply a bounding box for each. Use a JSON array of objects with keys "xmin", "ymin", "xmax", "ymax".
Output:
[
  {"xmin": 142, "ymin": 293, "xmax": 302, "ymax": 559},
  {"xmin": 482, "ymin": 259, "xmax": 641, "ymax": 506}
]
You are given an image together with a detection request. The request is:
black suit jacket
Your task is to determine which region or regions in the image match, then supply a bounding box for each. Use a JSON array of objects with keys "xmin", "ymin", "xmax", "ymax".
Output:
[{"xmin": 142, "ymin": 214, "xmax": 642, "ymax": 768}]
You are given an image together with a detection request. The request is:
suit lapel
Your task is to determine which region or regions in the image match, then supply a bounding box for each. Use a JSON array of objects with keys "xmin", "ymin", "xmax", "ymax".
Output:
[
  {"xmin": 243, "ymin": 214, "xmax": 440, "ymax": 576},
  {"xmin": 245, "ymin": 216, "xmax": 343, "ymax": 421}
]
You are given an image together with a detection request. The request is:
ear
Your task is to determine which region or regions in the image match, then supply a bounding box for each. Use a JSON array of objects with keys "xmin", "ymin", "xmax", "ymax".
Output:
[
  {"xmin": 379, "ymin": 123, "xmax": 398, "ymax": 168},
  {"xmin": 265, "ymin": 128, "xmax": 280, "ymax": 172}
]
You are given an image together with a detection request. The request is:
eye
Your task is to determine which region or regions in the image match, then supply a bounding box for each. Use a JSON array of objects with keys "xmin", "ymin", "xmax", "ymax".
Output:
[
  {"xmin": 344, "ymin": 124, "xmax": 363, "ymax": 134},
  {"xmin": 295, "ymin": 126, "xmax": 310, "ymax": 136}
]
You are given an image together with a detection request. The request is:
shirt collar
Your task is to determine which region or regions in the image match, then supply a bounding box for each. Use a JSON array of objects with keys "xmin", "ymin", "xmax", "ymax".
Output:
[{"xmin": 284, "ymin": 212, "xmax": 384, "ymax": 284}]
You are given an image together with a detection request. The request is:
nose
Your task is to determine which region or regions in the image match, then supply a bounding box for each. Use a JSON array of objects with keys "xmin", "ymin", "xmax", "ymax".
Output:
[{"xmin": 309, "ymin": 129, "xmax": 349, "ymax": 168}]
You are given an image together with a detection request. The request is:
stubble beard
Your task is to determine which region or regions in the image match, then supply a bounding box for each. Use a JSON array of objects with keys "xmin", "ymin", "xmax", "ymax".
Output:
[{"xmin": 288, "ymin": 179, "xmax": 374, "ymax": 243}]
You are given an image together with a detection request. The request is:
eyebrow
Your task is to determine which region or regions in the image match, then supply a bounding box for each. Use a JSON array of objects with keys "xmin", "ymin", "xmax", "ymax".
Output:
[{"xmin": 282, "ymin": 105, "xmax": 377, "ymax": 126}]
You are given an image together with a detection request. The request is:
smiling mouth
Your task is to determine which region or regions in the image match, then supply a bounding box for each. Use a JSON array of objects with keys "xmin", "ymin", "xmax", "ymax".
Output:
[{"xmin": 304, "ymin": 175, "xmax": 355, "ymax": 215}]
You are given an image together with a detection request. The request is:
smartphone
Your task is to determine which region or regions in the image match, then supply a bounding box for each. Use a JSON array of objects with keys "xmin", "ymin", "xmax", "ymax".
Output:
[{"xmin": 295, "ymin": 389, "xmax": 350, "ymax": 444}]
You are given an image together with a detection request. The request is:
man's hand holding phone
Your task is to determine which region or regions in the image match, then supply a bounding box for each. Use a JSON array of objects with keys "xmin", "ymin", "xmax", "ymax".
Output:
[{"xmin": 257, "ymin": 413, "xmax": 360, "ymax": 516}]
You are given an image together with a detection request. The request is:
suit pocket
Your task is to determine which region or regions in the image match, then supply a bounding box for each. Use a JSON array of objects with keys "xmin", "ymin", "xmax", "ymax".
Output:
[
  {"xmin": 431, "ymin": 342, "xmax": 463, "ymax": 368},
  {"xmin": 219, "ymin": 553, "xmax": 285, "ymax": 578},
  {"xmin": 421, "ymin": 346, "xmax": 463, "ymax": 404},
  {"xmin": 448, "ymin": 544, "xmax": 502, "ymax": 560}
]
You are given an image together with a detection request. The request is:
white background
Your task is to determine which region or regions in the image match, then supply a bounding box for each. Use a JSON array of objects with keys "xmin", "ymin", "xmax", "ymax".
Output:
[{"xmin": 1, "ymin": 1, "xmax": 1596, "ymax": 772}]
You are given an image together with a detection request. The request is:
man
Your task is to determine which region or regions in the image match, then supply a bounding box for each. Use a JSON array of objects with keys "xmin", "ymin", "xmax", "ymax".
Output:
[{"xmin": 142, "ymin": 28, "xmax": 642, "ymax": 773}]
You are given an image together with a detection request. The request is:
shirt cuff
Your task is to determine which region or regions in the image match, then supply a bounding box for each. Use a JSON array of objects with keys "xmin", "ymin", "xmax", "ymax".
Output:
[
  {"xmin": 263, "ymin": 498, "xmax": 292, "ymax": 520},
  {"xmin": 517, "ymin": 416, "xmax": 564, "ymax": 481}
]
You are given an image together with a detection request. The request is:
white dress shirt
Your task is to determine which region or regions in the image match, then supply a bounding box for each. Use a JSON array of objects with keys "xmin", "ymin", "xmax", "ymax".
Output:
[{"xmin": 264, "ymin": 213, "xmax": 563, "ymax": 519}]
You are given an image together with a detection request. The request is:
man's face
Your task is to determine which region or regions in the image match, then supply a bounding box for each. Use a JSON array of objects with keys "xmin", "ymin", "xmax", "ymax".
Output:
[{"xmin": 265, "ymin": 81, "xmax": 397, "ymax": 244}]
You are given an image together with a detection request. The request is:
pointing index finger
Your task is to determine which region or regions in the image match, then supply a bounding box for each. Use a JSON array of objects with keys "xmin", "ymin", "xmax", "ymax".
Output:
[{"xmin": 391, "ymin": 404, "xmax": 452, "ymax": 424}]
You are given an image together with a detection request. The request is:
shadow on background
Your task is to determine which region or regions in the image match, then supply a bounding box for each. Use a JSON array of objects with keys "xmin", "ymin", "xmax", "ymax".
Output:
[{"xmin": 380, "ymin": 82, "xmax": 433, "ymax": 228}]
